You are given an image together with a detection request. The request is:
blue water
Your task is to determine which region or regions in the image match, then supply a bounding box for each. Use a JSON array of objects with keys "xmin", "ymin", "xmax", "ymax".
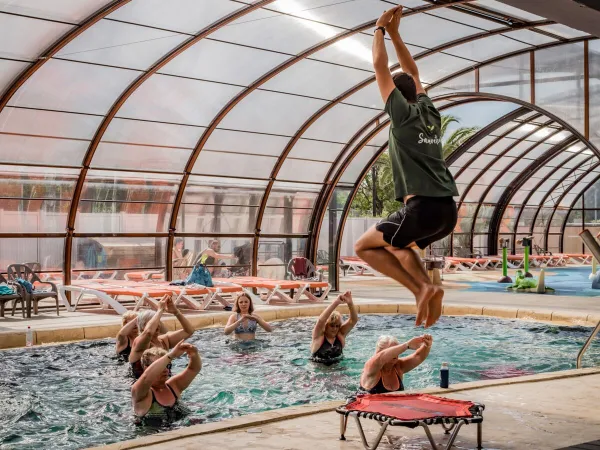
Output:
[
  {"xmin": 0, "ymin": 314, "xmax": 598, "ymax": 450},
  {"xmin": 461, "ymin": 266, "xmax": 600, "ymax": 296}
]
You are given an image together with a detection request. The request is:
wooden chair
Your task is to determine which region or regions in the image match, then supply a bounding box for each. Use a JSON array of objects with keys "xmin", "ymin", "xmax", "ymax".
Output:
[{"xmin": 7, "ymin": 264, "xmax": 59, "ymax": 317}]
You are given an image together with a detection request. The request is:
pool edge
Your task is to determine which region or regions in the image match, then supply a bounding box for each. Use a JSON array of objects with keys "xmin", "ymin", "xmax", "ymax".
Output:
[
  {"xmin": 1, "ymin": 303, "xmax": 598, "ymax": 350},
  {"xmin": 85, "ymin": 367, "xmax": 600, "ymax": 450}
]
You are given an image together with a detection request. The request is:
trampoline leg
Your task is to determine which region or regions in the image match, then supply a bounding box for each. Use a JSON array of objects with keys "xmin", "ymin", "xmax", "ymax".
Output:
[
  {"xmin": 445, "ymin": 420, "xmax": 466, "ymax": 449},
  {"xmin": 420, "ymin": 424, "xmax": 440, "ymax": 450},
  {"xmin": 354, "ymin": 416, "xmax": 390, "ymax": 450},
  {"xmin": 477, "ymin": 422, "xmax": 483, "ymax": 449},
  {"xmin": 441, "ymin": 422, "xmax": 456, "ymax": 434},
  {"xmin": 340, "ymin": 414, "xmax": 348, "ymax": 440}
]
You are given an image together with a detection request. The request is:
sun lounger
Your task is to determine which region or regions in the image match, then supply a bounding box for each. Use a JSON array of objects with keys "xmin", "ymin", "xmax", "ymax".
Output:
[
  {"xmin": 124, "ymin": 270, "xmax": 165, "ymax": 282},
  {"xmin": 220, "ymin": 276, "xmax": 330, "ymax": 304},
  {"xmin": 340, "ymin": 256, "xmax": 383, "ymax": 276},
  {"xmin": 336, "ymin": 393, "xmax": 484, "ymax": 450}
]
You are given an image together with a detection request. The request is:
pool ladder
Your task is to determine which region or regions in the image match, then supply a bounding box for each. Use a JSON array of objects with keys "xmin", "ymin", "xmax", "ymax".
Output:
[
  {"xmin": 577, "ymin": 318, "xmax": 600, "ymax": 369},
  {"xmin": 577, "ymin": 229, "xmax": 600, "ymax": 369}
]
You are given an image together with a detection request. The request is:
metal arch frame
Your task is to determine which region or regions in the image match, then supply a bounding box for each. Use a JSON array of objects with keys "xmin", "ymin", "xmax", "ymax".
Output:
[
  {"xmin": 507, "ymin": 148, "xmax": 590, "ymax": 253},
  {"xmin": 63, "ymin": 0, "xmax": 275, "ymax": 285},
  {"xmin": 464, "ymin": 120, "xmax": 559, "ymax": 253},
  {"xmin": 542, "ymin": 160, "xmax": 600, "ymax": 248},
  {"xmin": 559, "ymin": 172, "xmax": 600, "ymax": 252},
  {"xmin": 487, "ymin": 135, "xmax": 579, "ymax": 253},
  {"xmin": 0, "ymin": 0, "xmax": 134, "ymax": 112}
]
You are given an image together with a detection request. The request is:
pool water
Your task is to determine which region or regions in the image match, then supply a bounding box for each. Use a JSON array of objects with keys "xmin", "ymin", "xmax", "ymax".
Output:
[
  {"xmin": 1, "ymin": 314, "xmax": 599, "ymax": 449},
  {"xmin": 462, "ymin": 266, "xmax": 600, "ymax": 296}
]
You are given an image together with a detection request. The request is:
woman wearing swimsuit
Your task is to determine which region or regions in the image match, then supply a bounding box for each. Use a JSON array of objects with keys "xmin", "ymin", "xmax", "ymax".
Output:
[
  {"xmin": 115, "ymin": 311, "xmax": 138, "ymax": 359},
  {"xmin": 224, "ymin": 293, "xmax": 272, "ymax": 341},
  {"xmin": 129, "ymin": 295, "xmax": 196, "ymax": 378},
  {"xmin": 310, "ymin": 291, "xmax": 358, "ymax": 364},
  {"xmin": 360, "ymin": 334, "xmax": 432, "ymax": 394},
  {"xmin": 131, "ymin": 340, "xmax": 201, "ymax": 426}
]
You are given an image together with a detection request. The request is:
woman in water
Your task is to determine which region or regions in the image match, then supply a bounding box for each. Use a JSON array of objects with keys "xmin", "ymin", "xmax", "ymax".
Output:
[
  {"xmin": 131, "ymin": 340, "xmax": 201, "ymax": 426},
  {"xmin": 129, "ymin": 295, "xmax": 196, "ymax": 378},
  {"xmin": 224, "ymin": 293, "xmax": 272, "ymax": 340},
  {"xmin": 115, "ymin": 311, "xmax": 138, "ymax": 359},
  {"xmin": 310, "ymin": 291, "xmax": 358, "ymax": 363},
  {"xmin": 359, "ymin": 334, "xmax": 432, "ymax": 393}
]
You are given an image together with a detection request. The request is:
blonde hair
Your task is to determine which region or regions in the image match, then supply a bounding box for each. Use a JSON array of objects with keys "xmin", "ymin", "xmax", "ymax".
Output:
[
  {"xmin": 137, "ymin": 310, "xmax": 168, "ymax": 334},
  {"xmin": 327, "ymin": 311, "xmax": 342, "ymax": 326},
  {"xmin": 376, "ymin": 335, "xmax": 399, "ymax": 351},
  {"xmin": 141, "ymin": 347, "xmax": 167, "ymax": 369},
  {"xmin": 122, "ymin": 311, "xmax": 138, "ymax": 327}
]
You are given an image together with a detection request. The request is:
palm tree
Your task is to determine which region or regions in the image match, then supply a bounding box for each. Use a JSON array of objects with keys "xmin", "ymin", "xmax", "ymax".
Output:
[{"xmin": 441, "ymin": 114, "xmax": 479, "ymax": 158}]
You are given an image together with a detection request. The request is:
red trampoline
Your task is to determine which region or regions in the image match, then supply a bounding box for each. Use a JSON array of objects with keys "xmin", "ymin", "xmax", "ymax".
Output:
[{"xmin": 336, "ymin": 394, "xmax": 484, "ymax": 450}]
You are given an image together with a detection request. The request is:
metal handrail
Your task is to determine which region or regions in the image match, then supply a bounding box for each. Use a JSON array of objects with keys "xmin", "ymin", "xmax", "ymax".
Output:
[{"xmin": 577, "ymin": 318, "xmax": 600, "ymax": 368}]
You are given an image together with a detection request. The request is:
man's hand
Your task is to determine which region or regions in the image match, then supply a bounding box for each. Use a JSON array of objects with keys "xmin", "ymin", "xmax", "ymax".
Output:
[
  {"xmin": 385, "ymin": 6, "xmax": 402, "ymax": 34},
  {"xmin": 375, "ymin": 7, "xmax": 400, "ymax": 28}
]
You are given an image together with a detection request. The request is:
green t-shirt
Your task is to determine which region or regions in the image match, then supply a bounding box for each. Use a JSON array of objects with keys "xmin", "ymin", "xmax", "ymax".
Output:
[{"xmin": 385, "ymin": 89, "xmax": 459, "ymax": 201}]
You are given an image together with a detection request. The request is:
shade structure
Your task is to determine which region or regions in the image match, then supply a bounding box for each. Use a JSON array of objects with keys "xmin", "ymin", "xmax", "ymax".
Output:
[{"xmin": 0, "ymin": 0, "xmax": 597, "ymax": 288}]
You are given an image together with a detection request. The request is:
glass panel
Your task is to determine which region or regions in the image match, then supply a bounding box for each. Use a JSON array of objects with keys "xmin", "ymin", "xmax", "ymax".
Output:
[
  {"xmin": 0, "ymin": 13, "xmax": 72, "ymax": 61},
  {"xmin": 0, "ymin": 60, "xmax": 29, "ymax": 97},
  {"xmin": 533, "ymin": 207, "xmax": 553, "ymax": 232},
  {"xmin": 550, "ymin": 208, "xmax": 569, "ymax": 231},
  {"xmin": 103, "ymin": 118, "xmax": 202, "ymax": 149},
  {"xmin": 0, "ymin": 134, "xmax": 87, "ymax": 167},
  {"xmin": 119, "ymin": 74, "xmax": 243, "ymax": 126},
  {"xmin": 339, "ymin": 145, "xmax": 380, "ymax": 184},
  {"xmin": 474, "ymin": 204, "xmax": 494, "ymax": 232},
  {"xmin": 0, "ymin": 238, "xmax": 64, "ymax": 271},
  {"xmin": 590, "ymin": 40, "xmax": 600, "ymax": 150},
  {"xmin": 445, "ymin": 35, "xmax": 530, "ymax": 63},
  {"xmin": 192, "ymin": 151, "xmax": 276, "ymax": 179},
  {"xmin": 428, "ymin": 72, "xmax": 475, "ymax": 96},
  {"xmin": 72, "ymin": 237, "xmax": 166, "ymax": 271},
  {"xmin": 290, "ymin": 139, "xmax": 344, "ymax": 162},
  {"xmin": 415, "ymin": 53, "xmax": 475, "ymax": 85},
  {"xmin": 517, "ymin": 207, "xmax": 536, "ymax": 232},
  {"xmin": 267, "ymin": 181, "xmax": 321, "ymax": 208},
  {"xmin": 76, "ymin": 202, "xmax": 171, "ymax": 233},
  {"xmin": 7, "ymin": 59, "xmax": 140, "ymax": 115},
  {"xmin": 536, "ymin": 24, "xmax": 589, "ymax": 39},
  {"xmin": 585, "ymin": 178, "xmax": 600, "ymax": 208},
  {"xmin": 453, "ymin": 233, "xmax": 472, "ymax": 257},
  {"xmin": 108, "ymin": 0, "xmax": 242, "ymax": 34},
  {"xmin": 428, "ymin": 7, "xmax": 501, "ymax": 31},
  {"xmin": 211, "ymin": 9, "xmax": 342, "ymax": 55},
  {"xmin": 0, "ymin": 200, "xmax": 68, "ymax": 232},
  {"xmin": 261, "ymin": 207, "xmax": 312, "ymax": 234},
  {"xmin": 220, "ymin": 90, "xmax": 327, "ymax": 135},
  {"xmin": 173, "ymin": 237, "xmax": 254, "ymax": 277},
  {"xmin": 535, "ymin": 43, "xmax": 585, "ymax": 133},
  {"xmin": 473, "ymin": 1, "xmax": 544, "ymax": 21},
  {"xmin": 584, "ymin": 211, "xmax": 600, "ymax": 241},
  {"xmin": 257, "ymin": 237, "xmax": 307, "ymax": 278},
  {"xmin": 160, "ymin": 38, "xmax": 288, "ymax": 86},
  {"xmin": 1, "ymin": 107, "xmax": 103, "ymax": 139},
  {"xmin": 204, "ymin": 129, "xmax": 288, "ymax": 157},
  {"xmin": 262, "ymin": 59, "xmax": 372, "ymax": 100},
  {"xmin": 502, "ymin": 30, "xmax": 556, "ymax": 46},
  {"xmin": 456, "ymin": 203, "xmax": 474, "ymax": 232},
  {"xmin": 80, "ymin": 170, "xmax": 180, "ymax": 202},
  {"xmin": 56, "ymin": 20, "xmax": 188, "ymax": 70},
  {"xmin": 547, "ymin": 234, "xmax": 559, "ymax": 252},
  {"xmin": 277, "ymin": 158, "xmax": 330, "ymax": 183},
  {"xmin": 500, "ymin": 205, "xmax": 520, "ymax": 233},
  {"xmin": 91, "ymin": 143, "xmax": 191, "ymax": 173},
  {"xmin": 183, "ymin": 176, "xmax": 267, "ymax": 206},
  {"xmin": 480, "ymin": 53, "xmax": 530, "ymax": 101},
  {"xmin": 303, "ymin": 103, "xmax": 380, "ymax": 143},
  {"xmin": 0, "ymin": 0, "xmax": 113, "ymax": 22},
  {"xmin": 342, "ymin": 82, "xmax": 382, "ymax": 109},
  {"xmin": 462, "ymin": 184, "xmax": 486, "ymax": 202},
  {"xmin": 394, "ymin": 13, "xmax": 480, "ymax": 49},
  {"xmin": 177, "ymin": 204, "xmax": 256, "ymax": 234}
]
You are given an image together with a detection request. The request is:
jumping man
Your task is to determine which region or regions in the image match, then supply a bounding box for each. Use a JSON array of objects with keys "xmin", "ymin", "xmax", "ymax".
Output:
[{"xmin": 355, "ymin": 6, "xmax": 459, "ymax": 328}]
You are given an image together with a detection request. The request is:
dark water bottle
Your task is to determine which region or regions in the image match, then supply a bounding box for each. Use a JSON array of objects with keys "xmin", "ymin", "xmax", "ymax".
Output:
[{"xmin": 440, "ymin": 362, "xmax": 449, "ymax": 388}]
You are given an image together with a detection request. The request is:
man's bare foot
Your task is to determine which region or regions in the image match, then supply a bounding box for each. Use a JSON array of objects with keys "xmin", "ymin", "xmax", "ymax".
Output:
[
  {"xmin": 425, "ymin": 286, "xmax": 444, "ymax": 328},
  {"xmin": 415, "ymin": 285, "xmax": 432, "ymax": 327}
]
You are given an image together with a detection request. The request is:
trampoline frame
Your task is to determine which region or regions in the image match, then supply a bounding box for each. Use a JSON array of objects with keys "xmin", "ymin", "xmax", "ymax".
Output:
[{"xmin": 336, "ymin": 398, "xmax": 484, "ymax": 450}]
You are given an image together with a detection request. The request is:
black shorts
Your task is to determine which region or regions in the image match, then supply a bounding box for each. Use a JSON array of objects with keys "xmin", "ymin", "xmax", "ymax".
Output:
[{"xmin": 376, "ymin": 196, "xmax": 457, "ymax": 249}]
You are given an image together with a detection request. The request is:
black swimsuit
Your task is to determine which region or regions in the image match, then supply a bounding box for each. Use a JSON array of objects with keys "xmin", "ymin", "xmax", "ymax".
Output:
[
  {"xmin": 118, "ymin": 337, "xmax": 132, "ymax": 360},
  {"xmin": 137, "ymin": 384, "xmax": 191, "ymax": 427},
  {"xmin": 360, "ymin": 368, "xmax": 405, "ymax": 394},
  {"xmin": 312, "ymin": 336, "xmax": 343, "ymax": 363}
]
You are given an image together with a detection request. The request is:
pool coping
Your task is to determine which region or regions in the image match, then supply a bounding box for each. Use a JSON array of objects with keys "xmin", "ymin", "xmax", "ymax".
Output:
[
  {"xmin": 2, "ymin": 302, "xmax": 599, "ymax": 349},
  {"xmin": 87, "ymin": 367, "xmax": 600, "ymax": 450}
]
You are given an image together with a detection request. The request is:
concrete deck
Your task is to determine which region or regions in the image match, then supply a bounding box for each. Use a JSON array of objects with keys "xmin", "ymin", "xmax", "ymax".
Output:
[{"xmin": 92, "ymin": 368, "xmax": 600, "ymax": 450}]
